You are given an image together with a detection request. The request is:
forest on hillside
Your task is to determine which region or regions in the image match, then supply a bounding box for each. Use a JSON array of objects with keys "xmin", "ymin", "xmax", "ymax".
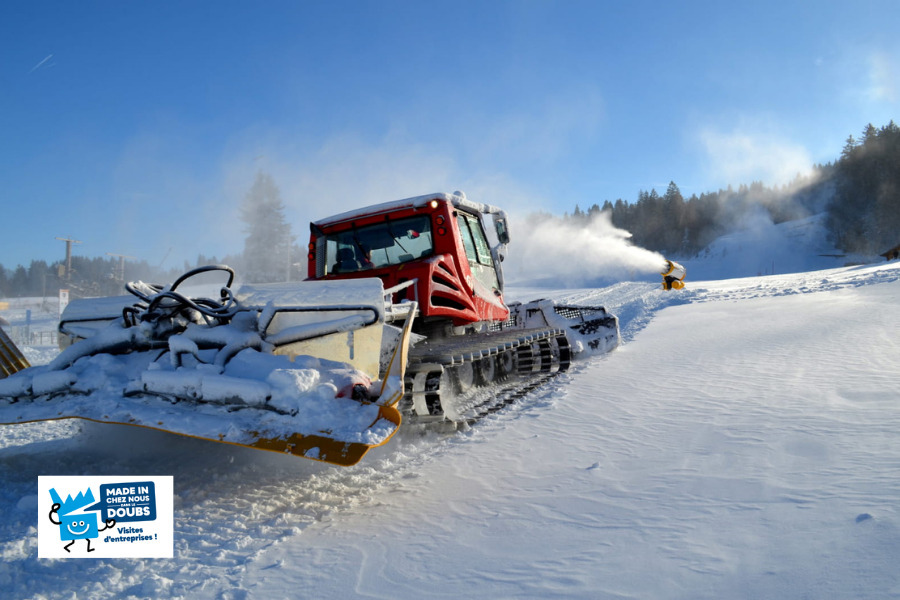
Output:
[
  {"xmin": 569, "ymin": 121, "xmax": 900, "ymax": 258},
  {"xmin": 1, "ymin": 122, "xmax": 897, "ymax": 298}
]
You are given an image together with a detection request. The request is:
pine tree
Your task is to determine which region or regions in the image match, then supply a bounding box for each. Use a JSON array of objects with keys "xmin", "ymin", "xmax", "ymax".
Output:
[
  {"xmin": 662, "ymin": 181, "xmax": 685, "ymax": 253},
  {"xmin": 840, "ymin": 135, "xmax": 857, "ymax": 160},
  {"xmin": 0, "ymin": 265, "xmax": 8, "ymax": 297},
  {"xmin": 240, "ymin": 171, "xmax": 295, "ymax": 283},
  {"xmin": 11, "ymin": 266, "xmax": 27, "ymax": 297},
  {"xmin": 26, "ymin": 260, "xmax": 50, "ymax": 297}
]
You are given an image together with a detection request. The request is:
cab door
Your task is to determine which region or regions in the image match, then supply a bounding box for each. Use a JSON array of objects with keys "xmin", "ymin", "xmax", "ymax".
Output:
[{"xmin": 456, "ymin": 211, "xmax": 500, "ymax": 293}]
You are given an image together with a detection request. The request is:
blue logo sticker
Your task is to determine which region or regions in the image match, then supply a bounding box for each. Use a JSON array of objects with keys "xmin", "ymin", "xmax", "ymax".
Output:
[
  {"xmin": 40, "ymin": 476, "xmax": 173, "ymax": 558},
  {"xmin": 85, "ymin": 481, "xmax": 157, "ymax": 523}
]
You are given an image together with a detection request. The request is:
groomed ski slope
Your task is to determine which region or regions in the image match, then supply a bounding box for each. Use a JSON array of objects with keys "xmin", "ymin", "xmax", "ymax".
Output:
[{"xmin": 2, "ymin": 261, "xmax": 899, "ymax": 598}]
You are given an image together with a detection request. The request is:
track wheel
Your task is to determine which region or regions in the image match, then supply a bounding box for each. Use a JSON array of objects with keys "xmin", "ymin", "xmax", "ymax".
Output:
[
  {"xmin": 452, "ymin": 361, "xmax": 475, "ymax": 394},
  {"xmin": 556, "ymin": 335, "xmax": 572, "ymax": 372},
  {"xmin": 496, "ymin": 350, "xmax": 515, "ymax": 380},
  {"xmin": 537, "ymin": 339, "xmax": 553, "ymax": 373},
  {"xmin": 425, "ymin": 371, "xmax": 443, "ymax": 415},
  {"xmin": 475, "ymin": 356, "xmax": 497, "ymax": 385},
  {"xmin": 517, "ymin": 344, "xmax": 534, "ymax": 374}
]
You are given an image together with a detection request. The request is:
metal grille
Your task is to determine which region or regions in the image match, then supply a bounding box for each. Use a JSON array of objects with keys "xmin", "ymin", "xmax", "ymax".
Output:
[{"xmin": 553, "ymin": 305, "xmax": 607, "ymax": 321}]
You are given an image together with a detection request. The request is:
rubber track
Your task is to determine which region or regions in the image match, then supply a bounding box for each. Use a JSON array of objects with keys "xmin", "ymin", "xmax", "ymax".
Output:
[{"xmin": 402, "ymin": 326, "xmax": 571, "ymax": 425}]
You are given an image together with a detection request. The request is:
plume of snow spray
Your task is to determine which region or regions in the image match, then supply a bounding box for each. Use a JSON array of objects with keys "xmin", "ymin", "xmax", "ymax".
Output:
[{"xmin": 504, "ymin": 211, "xmax": 667, "ymax": 288}]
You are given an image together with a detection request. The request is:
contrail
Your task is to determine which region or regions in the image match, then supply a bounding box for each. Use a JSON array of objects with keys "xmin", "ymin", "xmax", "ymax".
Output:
[{"xmin": 30, "ymin": 54, "xmax": 53, "ymax": 73}]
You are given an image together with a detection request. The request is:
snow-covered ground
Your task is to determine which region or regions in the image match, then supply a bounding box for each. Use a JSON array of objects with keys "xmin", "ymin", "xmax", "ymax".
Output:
[{"xmin": 2, "ymin": 219, "xmax": 900, "ymax": 598}]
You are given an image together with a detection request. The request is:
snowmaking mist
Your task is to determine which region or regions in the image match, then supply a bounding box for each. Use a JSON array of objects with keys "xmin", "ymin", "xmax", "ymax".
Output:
[{"xmin": 503, "ymin": 211, "xmax": 666, "ymax": 288}]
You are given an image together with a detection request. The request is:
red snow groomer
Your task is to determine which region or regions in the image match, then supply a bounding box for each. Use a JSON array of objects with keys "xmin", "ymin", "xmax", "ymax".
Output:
[
  {"xmin": 0, "ymin": 192, "xmax": 620, "ymax": 466},
  {"xmin": 307, "ymin": 191, "xmax": 619, "ymax": 421}
]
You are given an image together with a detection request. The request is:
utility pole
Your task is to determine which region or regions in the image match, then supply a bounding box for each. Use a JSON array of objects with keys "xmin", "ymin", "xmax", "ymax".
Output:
[
  {"xmin": 106, "ymin": 252, "xmax": 137, "ymax": 282},
  {"xmin": 55, "ymin": 237, "xmax": 82, "ymax": 281},
  {"xmin": 285, "ymin": 233, "xmax": 292, "ymax": 282}
]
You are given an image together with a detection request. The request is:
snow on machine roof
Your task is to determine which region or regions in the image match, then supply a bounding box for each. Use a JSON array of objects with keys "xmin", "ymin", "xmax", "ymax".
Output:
[{"xmin": 312, "ymin": 191, "xmax": 506, "ymax": 228}]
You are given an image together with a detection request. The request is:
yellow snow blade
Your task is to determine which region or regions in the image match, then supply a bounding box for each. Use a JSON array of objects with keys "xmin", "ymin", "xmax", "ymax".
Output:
[
  {"xmin": 0, "ymin": 402, "xmax": 402, "ymax": 467},
  {"xmin": 245, "ymin": 403, "xmax": 402, "ymax": 465},
  {"xmin": 0, "ymin": 328, "xmax": 30, "ymax": 379}
]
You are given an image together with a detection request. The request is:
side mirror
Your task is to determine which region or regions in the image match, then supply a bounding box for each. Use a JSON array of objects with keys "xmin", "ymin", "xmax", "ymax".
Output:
[{"xmin": 494, "ymin": 218, "xmax": 510, "ymax": 245}]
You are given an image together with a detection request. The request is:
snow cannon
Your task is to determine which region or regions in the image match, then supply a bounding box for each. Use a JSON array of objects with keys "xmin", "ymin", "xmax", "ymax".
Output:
[{"xmin": 661, "ymin": 260, "xmax": 686, "ymax": 291}]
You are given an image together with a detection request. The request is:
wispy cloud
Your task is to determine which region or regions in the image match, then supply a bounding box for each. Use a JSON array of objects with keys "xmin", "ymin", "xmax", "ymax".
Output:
[
  {"xmin": 697, "ymin": 119, "xmax": 815, "ymax": 188},
  {"xmin": 29, "ymin": 54, "xmax": 55, "ymax": 73},
  {"xmin": 469, "ymin": 84, "xmax": 606, "ymax": 167},
  {"xmin": 866, "ymin": 51, "xmax": 897, "ymax": 103}
]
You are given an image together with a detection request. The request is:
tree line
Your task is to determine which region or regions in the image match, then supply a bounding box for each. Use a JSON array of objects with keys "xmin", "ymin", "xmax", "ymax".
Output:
[
  {"xmin": 827, "ymin": 121, "xmax": 900, "ymax": 254},
  {"xmin": 0, "ymin": 256, "xmax": 179, "ymax": 300},
  {"xmin": 567, "ymin": 121, "xmax": 899, "ymax": 259}
]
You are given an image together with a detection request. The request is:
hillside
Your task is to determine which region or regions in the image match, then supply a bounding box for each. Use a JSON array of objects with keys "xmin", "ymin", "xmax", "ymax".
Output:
[{"xmin": 683, "ymin": 212, "xmax": 874, "ymax": 281}]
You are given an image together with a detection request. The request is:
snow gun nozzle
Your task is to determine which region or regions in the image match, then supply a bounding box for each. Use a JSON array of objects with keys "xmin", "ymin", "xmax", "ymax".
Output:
[{"xmin": 662, "ymin": 259, "xmax": 686, "ymax": 291}]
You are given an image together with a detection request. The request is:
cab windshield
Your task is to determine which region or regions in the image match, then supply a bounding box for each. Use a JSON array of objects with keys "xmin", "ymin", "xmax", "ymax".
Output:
[{"xmin": 322, "ymin": 214, "xmax": 433, "ymax": 275}]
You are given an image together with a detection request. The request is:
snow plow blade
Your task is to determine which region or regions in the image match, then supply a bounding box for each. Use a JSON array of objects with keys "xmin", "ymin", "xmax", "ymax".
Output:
[
  {"xmin": 0, "ymin": 266, "xmax": 413, "ymax": 467},
  {"xmin": 0, "ymin": 401, "xmax": 402, "ymax": 466},
  {"xmin": 246, "ymin": 405, "xmax": 401, "ymax": 464}
]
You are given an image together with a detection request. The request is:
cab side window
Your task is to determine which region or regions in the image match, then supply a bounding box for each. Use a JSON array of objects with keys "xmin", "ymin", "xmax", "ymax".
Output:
[{"xmin": 456, "ymin": 211, "xmax": 499, "ymax": 290}]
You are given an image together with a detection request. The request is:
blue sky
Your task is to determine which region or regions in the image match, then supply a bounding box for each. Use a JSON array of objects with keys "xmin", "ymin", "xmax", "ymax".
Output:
[{"xmin": 2, "ymin": 1, "xmax": 898, "ymax": 271}]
